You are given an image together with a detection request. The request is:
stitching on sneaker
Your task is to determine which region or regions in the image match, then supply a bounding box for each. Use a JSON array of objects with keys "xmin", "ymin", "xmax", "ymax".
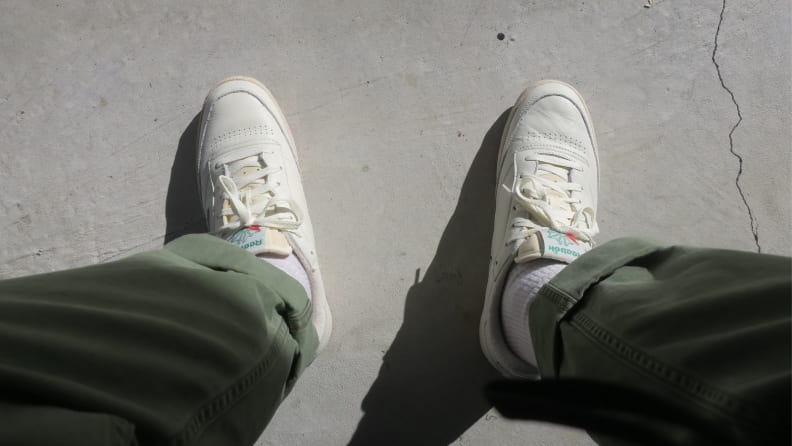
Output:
[
  {"xmin": 523, "ymin": 132, "xmax": 588, "ymax": 152},
  {"xmin": 210, "ymin": 125, "xmax": 276, "ymax": 149}
]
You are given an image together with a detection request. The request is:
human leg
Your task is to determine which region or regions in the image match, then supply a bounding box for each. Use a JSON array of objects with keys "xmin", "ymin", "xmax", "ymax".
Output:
[
  {"xmin": 0, "ymin": 234, "xmax": 317, "ymax": 446},
  {"xmin": 480, "ymin": 81, "xmax": 790, "ymax": 445},
  {"xmin": 0, "ymin": 76, "xmax": 331, "ymax": 446},
  {"xmin": 480, "ymin": 80, "xmax": 600, "ymax": 378},
  {"xmin": 528, "ymin": 239, "xmax": 791, "ymax": 445}
]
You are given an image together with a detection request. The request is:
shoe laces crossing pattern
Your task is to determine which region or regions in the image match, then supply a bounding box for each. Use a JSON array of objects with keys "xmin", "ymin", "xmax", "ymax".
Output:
[
  {"xmin": 217, "ymin": 151, "xmax": 303, "ymax": 234},
  {"xmin": 507, "ymin": 152, "xmax": 597, "ymax": 246}
]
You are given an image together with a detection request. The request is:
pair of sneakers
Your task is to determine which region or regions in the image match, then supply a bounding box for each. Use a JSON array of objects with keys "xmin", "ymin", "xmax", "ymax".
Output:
[{"xmin": 196, "ymin": 77, "xmax": 599, "ymax": 372}]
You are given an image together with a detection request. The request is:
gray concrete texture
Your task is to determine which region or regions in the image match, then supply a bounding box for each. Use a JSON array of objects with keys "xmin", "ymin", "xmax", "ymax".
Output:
[{"xmin": 1, "ymin": 0, "xmax": 790, "ymax": 444}]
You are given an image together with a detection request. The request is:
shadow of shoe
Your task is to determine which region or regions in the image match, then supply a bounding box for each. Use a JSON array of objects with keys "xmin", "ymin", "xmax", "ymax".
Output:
[
  {"xmin": 164, "ymin": 112, "xmax": 208, "ymax": 244},
  {"xmin": 347, "ymin": 110, "xmax": 511, "ymax": 446}
]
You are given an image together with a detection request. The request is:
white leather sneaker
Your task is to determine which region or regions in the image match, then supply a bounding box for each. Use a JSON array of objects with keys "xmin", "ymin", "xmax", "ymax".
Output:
[
  {"xmin": 197, "ymin": 76, "xmax": 332, "ymax": 351},
  {"xmin": 480, "ymin": 80, "xmax": 600, "ymax": 377}
]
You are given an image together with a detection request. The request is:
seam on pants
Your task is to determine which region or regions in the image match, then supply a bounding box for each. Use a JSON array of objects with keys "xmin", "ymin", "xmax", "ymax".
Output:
[
  {"xmin": 170, "ymin": 321, "xmax": 290, "ymax": 446},
  {"xmin": 285, "ymin": 300, "xmax": 312, "ymax": 331},
  {"xmin": 567, "ymin": 307, "xmax": 775, "ymax": 433},
  {"xmin": 536, "ymin": 284, "xmax": 579, "ymax": 319}
]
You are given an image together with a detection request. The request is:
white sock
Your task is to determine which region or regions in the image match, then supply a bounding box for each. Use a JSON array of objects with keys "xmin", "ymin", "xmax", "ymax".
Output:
[
  {"xmin": 501, "ymin": 259, "xmax": 566, "ymax": 366},
  {"xmin": 259, "ymin": 253, "xmax": 313, "ymax": 301}
]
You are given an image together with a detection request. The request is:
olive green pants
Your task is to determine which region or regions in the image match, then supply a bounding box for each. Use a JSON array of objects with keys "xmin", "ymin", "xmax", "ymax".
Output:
[
  {"xmin": 0, "ymin": 236, "xmax": 789, "ymax": 445},
  {"xmin": 0, "ymin": 234, "xmax": 318, "ymax": 446},
  {"xmin": 527, "ymin": 238, "xmax": 791, "ymax": 445}
]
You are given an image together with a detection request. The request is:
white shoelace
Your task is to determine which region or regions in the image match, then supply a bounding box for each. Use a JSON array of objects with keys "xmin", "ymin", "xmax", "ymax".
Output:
[
  {"xmin": 507, "ymin": 152, "xmax": 597, "ymax": 246},
  {"xmin": 217, "ymin": 151, "xmax": 303, "ymax": 233}
]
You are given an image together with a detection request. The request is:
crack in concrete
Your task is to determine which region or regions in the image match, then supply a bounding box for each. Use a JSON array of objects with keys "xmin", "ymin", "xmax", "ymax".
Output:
[{"xmin": 711, "ymin": 0, "xmax": 761, "ymax": 253}]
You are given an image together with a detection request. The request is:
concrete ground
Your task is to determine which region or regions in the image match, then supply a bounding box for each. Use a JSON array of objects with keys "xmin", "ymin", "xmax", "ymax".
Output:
[{"xmin": 1, "ymin": 0, "xmax": 790, "ymax": 444}]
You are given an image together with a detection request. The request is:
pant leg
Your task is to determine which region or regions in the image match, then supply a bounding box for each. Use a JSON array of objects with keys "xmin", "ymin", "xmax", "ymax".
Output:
[
  {"xmin": 0, "ymin": 234, "xmax": 318, "ymax": 446},
  {"xmin": 529, "ymin": 238, "xmax": 791, "ymax": 446}
]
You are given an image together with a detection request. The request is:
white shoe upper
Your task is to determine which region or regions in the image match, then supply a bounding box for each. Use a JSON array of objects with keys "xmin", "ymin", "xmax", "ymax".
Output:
[
  {"xmin": 197, "ymin": 76, "xmax": 332, "ymax": 351},
  {"xmin": 480, "ymin": 80, "xmax": 600, "ymax": 378}
]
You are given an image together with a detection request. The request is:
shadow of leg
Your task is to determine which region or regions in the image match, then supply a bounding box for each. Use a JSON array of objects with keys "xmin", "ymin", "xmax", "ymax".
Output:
[
  {"xmin": 164, "ymin": 112, "xmax": 208, "ymax": 243},
  {"xmin": 348, "ymin": 110, "xmax": 511, "ymax": 446}
]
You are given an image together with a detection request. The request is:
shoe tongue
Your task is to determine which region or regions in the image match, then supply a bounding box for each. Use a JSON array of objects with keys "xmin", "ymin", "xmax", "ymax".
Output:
[
  {"xmin": 224, "ymin": 226, "xmax": 293, "ymax": 256},
  {"xmin": 515, "ymin": 227, "xmax": 591, "ymax": 264}
]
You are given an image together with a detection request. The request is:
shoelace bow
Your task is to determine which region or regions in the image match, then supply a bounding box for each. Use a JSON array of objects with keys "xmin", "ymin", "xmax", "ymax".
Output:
[
  {"xmin": 507, "ymin": 152, "xmax": 597, "ymax": 246},
  {"xmin": 217, "ymin": 151, "xmax": 303, "ymax": 233}
]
